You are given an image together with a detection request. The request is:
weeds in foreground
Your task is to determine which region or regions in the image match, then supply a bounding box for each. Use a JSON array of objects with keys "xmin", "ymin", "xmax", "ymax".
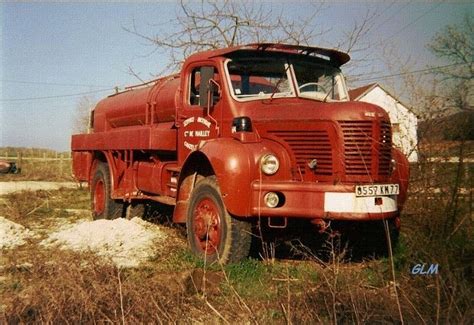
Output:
[{"xmin": 1, "ymin": 215, "xmax": 472, "ymax": 323}]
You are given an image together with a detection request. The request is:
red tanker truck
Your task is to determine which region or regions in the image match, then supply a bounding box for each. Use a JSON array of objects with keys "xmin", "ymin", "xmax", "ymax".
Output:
[{"xmin": 71, "ymin": 43, "xmax": 409, "ymax": 263}]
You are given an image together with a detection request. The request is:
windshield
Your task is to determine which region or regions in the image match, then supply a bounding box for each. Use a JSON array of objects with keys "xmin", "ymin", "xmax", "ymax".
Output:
[
  {"xmin": 226, "ymin": 57, "xmax": 293, "ymax": 99},
  {"xmin": 225, "ymin": 54, "xmax": 349, "ymax": 102},
  {"xmin": 293, "ymin": 60, "xmax": 348, "ymax": 101}
]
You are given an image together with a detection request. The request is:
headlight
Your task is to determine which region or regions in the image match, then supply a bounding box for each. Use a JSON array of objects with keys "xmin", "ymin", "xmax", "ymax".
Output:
[
  {"xmin": 264, "ymin": 192, "xmax": 279, "ymax": 208},
  {"xmin": 260, "ymin": 154, "xmax": 279, "ymax": 175}
]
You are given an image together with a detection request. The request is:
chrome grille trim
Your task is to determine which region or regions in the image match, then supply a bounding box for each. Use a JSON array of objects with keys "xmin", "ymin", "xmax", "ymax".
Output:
[
  {"xmin": 339, "ymin": 120, "xmax": 392, "ymax": 177},
  {"xmin": 379, "ymin": 121, "xmax": 392, "ymax": 176},
  {"xmin": 340, "ymin": 121, "xmax": 373, "ymax": 176}
]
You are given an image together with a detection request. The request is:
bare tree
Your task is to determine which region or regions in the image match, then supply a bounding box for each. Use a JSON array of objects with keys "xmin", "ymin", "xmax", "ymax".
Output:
[
  {"xmin": 428, "ymin": 14, "xmax": 473, "ymax": 113},
  {"xmin": 124, "ymin": 0, "xmax": 378, "ymax": 74},
  {"xmin": 429, "ymin": 14, "xmax": 473, "ymax": 81},
  {"xmin": 73, "ymin": 96, "xmax": 96, "ymax": 134}
]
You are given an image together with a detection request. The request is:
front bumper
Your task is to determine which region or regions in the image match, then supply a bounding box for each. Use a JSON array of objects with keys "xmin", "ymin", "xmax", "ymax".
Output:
[{"xmin": 250, "ymin": 180, "xmax": 398, "ymax": 221}]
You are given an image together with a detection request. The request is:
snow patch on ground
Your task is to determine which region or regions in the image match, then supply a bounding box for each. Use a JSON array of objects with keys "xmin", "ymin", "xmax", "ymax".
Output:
[
  {"xmin": 0, "ymin": 217, "xmax": 34, "ymax": 249},
  {"xmin": 41, "ymin": 217, "xmax": 166, "ymax": 268}
]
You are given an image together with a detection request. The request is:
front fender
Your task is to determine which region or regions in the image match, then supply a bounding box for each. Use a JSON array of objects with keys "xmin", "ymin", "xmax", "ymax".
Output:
[
  {"xmin": 199, "ymin": 139, "xmax": 253, "ymax": 216},
  {"xmin": 197, "ymin": 138, "xmax": 291, "ymax": 217},
  {"xmin": 390, "ymin": 148, "xmax": 410, "ymax": 210}
]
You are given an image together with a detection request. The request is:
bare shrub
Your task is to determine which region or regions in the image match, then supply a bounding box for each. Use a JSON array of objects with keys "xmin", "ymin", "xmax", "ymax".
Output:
[{"xmin": 2, "ymin": 190, "xmax": 51, "ymax": 223}]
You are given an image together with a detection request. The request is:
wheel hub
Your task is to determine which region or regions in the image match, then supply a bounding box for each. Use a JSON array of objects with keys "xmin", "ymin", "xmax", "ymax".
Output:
[{"xmin": 193, "ymin": 198, "xmax": 221, "ymax": 253}]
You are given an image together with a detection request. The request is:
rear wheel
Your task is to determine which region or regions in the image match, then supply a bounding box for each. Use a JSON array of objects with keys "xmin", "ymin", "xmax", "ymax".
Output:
[
  {"xmin": 186, "ymin": 176, "xmax": 252, "ymax": 264},
  {"xmin": 91, "ymin": 162, "xmax": 122, "ymax": 220}
]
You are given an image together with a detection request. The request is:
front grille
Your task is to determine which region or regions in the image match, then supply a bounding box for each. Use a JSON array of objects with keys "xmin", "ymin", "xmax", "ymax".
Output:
[
  {"xmin": 268, "ymin": 130, "xmax": 332, "ymax": 175},
  {"xmin": 340, "ymin": 121, "xmax": 373, "ymax": 176},
  {"xmin": 340, "ymin": 120, "xmax": 392, "ymax": 177}
]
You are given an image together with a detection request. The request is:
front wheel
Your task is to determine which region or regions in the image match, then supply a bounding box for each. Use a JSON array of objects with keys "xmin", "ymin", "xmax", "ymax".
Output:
[{"xmin": 186, "ymin": 176, "xmax": 252, "ymax": 264}]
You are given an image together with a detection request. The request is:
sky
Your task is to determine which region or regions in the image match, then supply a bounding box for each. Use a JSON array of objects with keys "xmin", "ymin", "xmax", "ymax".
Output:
[{"xmin": 1, "ymin": 1, "xmax": 472, "ymax": 151}]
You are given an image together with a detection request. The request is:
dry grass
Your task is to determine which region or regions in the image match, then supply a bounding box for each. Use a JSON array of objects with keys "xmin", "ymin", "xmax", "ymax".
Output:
[
  {"xmin": 3, "ymin": 238, "xmax": 470, "ymax": 323},
  {"xmin": 0, "ymin": 188, "xmax": 89, "ymax": 226},
  {"xmin": 1, "ymin": 250, "xmax": 192, "ymax": 323}
]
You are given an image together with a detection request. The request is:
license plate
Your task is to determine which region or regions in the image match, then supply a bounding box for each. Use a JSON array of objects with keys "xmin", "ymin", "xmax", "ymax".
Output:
[{"xmin": 355, "ymin": 184, "xmax": 399, "ymax": 197}]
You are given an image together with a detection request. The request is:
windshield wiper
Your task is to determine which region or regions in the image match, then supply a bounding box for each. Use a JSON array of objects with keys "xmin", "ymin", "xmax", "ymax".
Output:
[
  {"xmin": 269, "ymin": 63, "xmax": 291, "ymax": 103},
  {"xmin": 323, "ymin": 77, "xmax": 338, "ymax": 102}
]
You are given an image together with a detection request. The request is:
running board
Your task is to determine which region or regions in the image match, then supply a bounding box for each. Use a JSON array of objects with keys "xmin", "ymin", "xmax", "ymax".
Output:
[{"xmin": 146, "ymin": 195, "xmax": 176, "ymax": 206}]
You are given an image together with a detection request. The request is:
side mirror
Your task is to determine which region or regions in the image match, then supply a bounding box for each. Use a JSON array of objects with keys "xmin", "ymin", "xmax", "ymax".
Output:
[{"xmin": 199, "ymin": 66, "xmax": 215, "ymax": 108}]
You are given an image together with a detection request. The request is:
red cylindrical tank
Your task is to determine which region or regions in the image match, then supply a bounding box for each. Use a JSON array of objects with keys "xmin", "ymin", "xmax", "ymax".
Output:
[{"xmin": 93, "ymin": 75, "xmax": 180, "ymax": 132}]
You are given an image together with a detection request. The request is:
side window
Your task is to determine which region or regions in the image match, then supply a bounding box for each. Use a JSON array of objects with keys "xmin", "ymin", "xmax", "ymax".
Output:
[
  {"xmin": 188, "ymin": 66, "xmax": 220, "ymax": 106},
  {"xmin": 189, "ymin": 67, "xmax": 201, "ymax": 106}
]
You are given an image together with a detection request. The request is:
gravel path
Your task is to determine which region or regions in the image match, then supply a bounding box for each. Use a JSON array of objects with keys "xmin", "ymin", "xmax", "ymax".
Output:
[{"xmin": 0, "ymin": 181, "xmax": 79, "ymax": 195}]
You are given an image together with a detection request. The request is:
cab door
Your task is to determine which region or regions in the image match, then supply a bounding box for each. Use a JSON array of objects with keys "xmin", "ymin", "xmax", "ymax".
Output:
[{"xmin": 177, "ymin": 64, "xmax": 222, "ymax": 163}]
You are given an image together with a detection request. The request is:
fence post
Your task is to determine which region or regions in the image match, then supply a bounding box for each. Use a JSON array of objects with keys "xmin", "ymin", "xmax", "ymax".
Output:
[
  {"xmin": 60, "ymin": 153, "xmax": 63, "ymax": 175},
  {"xmin": 18, "ymin": 151, "xmax": 23, "ymax": 171}
]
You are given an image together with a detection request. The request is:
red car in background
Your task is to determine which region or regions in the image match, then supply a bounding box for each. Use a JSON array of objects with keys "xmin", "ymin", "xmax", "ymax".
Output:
[{"xmin": 0, "ymin": 160, "xmax": 21, "ymax": 174}]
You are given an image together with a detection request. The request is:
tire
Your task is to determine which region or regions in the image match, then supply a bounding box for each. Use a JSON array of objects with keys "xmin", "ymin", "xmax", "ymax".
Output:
[
  {"xmin": 91, "ymin": 162, "xmax": 123, "ymax": 220},
  {"xmin": 186, "ymin": 176, "xmax": 252, "ymax": 264},
  {"xmin": 125, "ymin": 202, "xmax": 146, "ymax": 220}
]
